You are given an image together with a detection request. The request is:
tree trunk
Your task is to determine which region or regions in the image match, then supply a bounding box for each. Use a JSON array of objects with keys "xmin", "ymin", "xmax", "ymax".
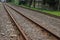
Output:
[
  {"xmin": 33, "ymin": 0, "xmax": 36, "ymax": 8},
  {"xmin": 29, "ymin": 0, "xmax": 33, "ymax": 7}
]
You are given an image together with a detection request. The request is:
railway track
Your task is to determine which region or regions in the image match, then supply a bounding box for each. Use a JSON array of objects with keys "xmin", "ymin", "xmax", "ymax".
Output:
[
  {"xmin": 5, "ymin": 3, "xmax": 60, "ymax": 39},
  {"xmin": 3, "ymin": 4, "xmax": 29, "ymax": 40},
  {"xmin": 3, "ymin": 3, "xmax": 60, "ymax": 40},
  {"xmin": 0, "ymin": 3, "xmax": 27, "ymax": 40}
]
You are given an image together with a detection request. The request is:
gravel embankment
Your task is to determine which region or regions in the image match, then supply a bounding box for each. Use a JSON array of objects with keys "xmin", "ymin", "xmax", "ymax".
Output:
[{"xmin": 0, "ymin": 3, "xmax": 20, "ymax": 40}]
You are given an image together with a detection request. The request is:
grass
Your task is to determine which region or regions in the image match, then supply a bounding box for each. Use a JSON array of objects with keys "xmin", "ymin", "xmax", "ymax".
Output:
[
  {"xmin": 20, "ymin": 5, "xmax": 60, "ymax": 16},
  {"xmin": 42, "ymin": 10, "xmax": 60, "ymax": 16},
  {"xmin": 9, "ymin": 2, "xmax": 60, "ymax": 16}
]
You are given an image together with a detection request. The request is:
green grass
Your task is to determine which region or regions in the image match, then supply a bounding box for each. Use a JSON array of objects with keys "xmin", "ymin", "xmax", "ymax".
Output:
[
  {"xmin": 42, "ymin": 10, "xmax": 60, "ymax": 16},
  {"xmin": 20, "ymin": 5, "xmax": 60, "ymax": 16},
  {"xmin": 9, "ymin": 3, "xmax": 60, "ymax": 16}
]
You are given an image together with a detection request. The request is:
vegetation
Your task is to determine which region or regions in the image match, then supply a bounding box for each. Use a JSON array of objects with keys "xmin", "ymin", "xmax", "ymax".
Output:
[
  {"xmin": 7, "ymin": 0, "xmax": 60, "ymax": 16},
  {"xmin": 20, "ymin": 5, "xmax": 60, "ymax": 16}
]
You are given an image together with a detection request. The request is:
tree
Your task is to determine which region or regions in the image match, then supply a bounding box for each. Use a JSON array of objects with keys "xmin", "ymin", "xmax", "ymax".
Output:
[
  {"xmin": 33, "ymin": 0, "xmax": 36, "ymax": 8},
  {"xmin": 58, "ymin": 0, "xmax": 60, "ymax": 10},
  {"xmin": 42, "ymin": 0, "xmax": 58, "ymax": 10},
  {"xmin": 6, "ymin": 0, "xmax": 12, "ymax": 2},
  {"xmin": 29, "ymin": 0, "xmax": 33, "ymax": 7}
]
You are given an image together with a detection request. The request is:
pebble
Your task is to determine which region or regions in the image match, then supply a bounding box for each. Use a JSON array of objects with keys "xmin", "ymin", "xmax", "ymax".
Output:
[{"xmin": 0, "ymin": 33, "xmax": 5, "ymax": 36}]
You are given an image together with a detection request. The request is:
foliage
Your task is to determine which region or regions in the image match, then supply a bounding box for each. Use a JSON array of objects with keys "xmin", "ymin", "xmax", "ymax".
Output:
[{"xmin": 8, "ymin": 0, "xmax": 60, "ymax": 16}]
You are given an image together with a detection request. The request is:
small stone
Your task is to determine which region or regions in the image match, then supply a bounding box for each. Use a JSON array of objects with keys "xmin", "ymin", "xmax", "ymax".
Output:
[
  {"xmin": 1, "ymin": 33, "xmax": 5, "ymax": 36},
  {"xmin": 7, "ymin": 21, "xmax": 11, "ymax": 23},
  {"xmin": 10, "ymin": 34, "xmax": 17, "ymax": 38}
]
